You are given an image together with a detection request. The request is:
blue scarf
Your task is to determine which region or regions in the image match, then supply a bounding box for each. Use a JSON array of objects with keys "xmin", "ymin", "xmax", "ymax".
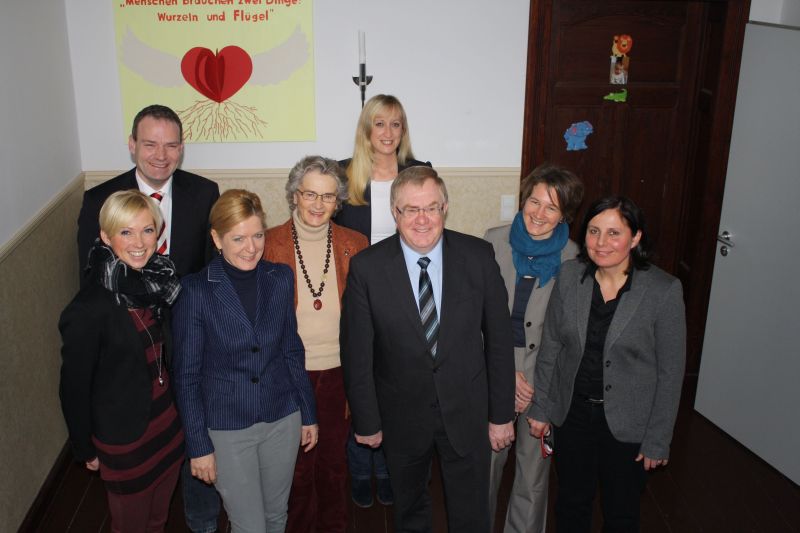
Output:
[{"xmin": 509, "ymin": 212, "xmax": 568, "ymax": 286}]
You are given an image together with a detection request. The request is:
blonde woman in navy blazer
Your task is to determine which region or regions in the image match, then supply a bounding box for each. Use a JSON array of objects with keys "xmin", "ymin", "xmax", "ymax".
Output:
[
  {"xmin": 529, "ymin": 196, "xmax": 686, "ymax": 532},
  {"xmin": 173, "ymin": 189, "xmax": 317, "ymax": 533}
]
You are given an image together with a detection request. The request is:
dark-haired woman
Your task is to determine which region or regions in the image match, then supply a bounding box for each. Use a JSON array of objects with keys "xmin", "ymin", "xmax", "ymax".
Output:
[
  {"xmin": 484, "ymin": 164, "xmax": 583, "ymax": 533},
  {"xmin": 529, "ymin": 196, "xmax": 686, "ymax": 532}
]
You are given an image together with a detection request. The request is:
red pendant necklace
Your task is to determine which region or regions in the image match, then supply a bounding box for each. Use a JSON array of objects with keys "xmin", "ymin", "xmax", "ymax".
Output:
[{"xmin": 292, "ymin": 221, "xmax": 332, "ymax": 310}]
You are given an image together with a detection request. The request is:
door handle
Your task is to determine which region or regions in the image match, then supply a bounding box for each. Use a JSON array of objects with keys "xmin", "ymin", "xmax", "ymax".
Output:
[{"xmin": 717, "ymin": 231, "xmax": 734, "ymax": 256}]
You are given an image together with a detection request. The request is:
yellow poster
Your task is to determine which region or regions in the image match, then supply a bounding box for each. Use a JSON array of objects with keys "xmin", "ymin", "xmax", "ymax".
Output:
[{"xmin": 114, "ymin": 0, "xmax": 315, "ymax": 143}]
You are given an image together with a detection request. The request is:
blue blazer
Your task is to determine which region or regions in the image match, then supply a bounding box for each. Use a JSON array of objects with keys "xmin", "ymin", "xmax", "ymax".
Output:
[{"xmin": 172, "ymin": 255, "xmax": 317, "ymax": 458}]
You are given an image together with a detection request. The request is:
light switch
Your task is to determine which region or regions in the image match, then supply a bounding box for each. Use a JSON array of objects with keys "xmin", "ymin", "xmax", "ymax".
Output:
[{"xmin": 500, "ymin": 195, "xmax": 517, "ymax": 222}]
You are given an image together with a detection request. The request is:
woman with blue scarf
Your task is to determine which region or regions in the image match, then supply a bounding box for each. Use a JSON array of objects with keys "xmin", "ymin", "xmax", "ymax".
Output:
[{"xmin": 484, "ymin": 164, "xmax": 583, "ymax": 533}]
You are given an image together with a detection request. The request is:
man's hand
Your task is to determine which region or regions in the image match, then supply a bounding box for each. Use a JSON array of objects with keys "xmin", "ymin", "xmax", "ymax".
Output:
[
  {"xmin": 355, "ymin": 430, "xmax": 383, "ymax": 448},
  {"xmin": 488, "ymin": 422, "xmax": 515, "ymax": 452},
  {"xmin": 515, "ymin": 372, "xmax": 534, "ymax": 413},
  {"xmin": 85, "ymin": 457, "xmax": 100, "ymax": 471},
  {"xmin": 190, "ymin": 453, "xmax": 217, "ymax": 484}
]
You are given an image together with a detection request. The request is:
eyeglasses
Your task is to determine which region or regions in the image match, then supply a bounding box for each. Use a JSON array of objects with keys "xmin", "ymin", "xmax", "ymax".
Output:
[
  {"xmin": 297, "ymin": 189, "xmax": 337, "ymax": 204},
  {"xmin": 395, "ymin": 205, "xmax": 444, "ymax": 219}
]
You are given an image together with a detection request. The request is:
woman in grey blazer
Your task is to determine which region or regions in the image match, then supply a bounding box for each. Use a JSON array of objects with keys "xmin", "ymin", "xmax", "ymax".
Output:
[
  {"xmin": 529, "ymin": 196, "xmax": 686, "ymax": 532},
  {"xmin": 484, "ymin": 164, "xmax": 583, "ymax": 533}
]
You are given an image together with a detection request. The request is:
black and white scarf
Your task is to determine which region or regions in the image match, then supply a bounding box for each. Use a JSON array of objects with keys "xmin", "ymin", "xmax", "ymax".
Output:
[{"xmin": 86, "ymin": 240, "xmax": 181, "ymax": 316}]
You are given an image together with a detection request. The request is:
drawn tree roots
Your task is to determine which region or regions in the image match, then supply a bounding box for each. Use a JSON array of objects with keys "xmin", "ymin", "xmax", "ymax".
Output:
[{"xmin": 178, "ymin": 100, "xmax": 268, "ymax": 141}]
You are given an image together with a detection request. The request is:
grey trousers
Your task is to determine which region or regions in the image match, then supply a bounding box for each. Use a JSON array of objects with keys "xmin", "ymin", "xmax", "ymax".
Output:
[
  {"xmin": 209, "ymin": 411, "xmax": 301, "ymax": 533},
  {"xmin": 488, "ymin": 413, "xmax": 550, "ymax": 533}
]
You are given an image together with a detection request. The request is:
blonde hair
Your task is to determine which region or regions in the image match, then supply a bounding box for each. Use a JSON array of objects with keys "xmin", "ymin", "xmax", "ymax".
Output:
[
  {"xmin": 346, "ymin": 94, "xmax": 415, "ymax": 206},
  {"xmin": 99, "ymin": 190, "xmax": 162, "ymax": 236},
  {"xmin": 209, "ymin": 189, "xmax": 266, "ymax": 237}
]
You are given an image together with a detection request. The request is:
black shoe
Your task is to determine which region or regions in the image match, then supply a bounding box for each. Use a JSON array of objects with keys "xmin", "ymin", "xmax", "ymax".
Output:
[
  {"xmin": 352, "ymin": 478, "xmax": 373, "ymax": 508},
  {"xmin": 376, "ymin": 478, "xmax": 394, "ymax": 506}
]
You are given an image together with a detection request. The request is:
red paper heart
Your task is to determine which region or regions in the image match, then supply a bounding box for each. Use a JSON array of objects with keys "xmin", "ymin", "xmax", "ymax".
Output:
[{"xmin": 181, "ymin": 46, "xmax": 253, "ymax": 103}]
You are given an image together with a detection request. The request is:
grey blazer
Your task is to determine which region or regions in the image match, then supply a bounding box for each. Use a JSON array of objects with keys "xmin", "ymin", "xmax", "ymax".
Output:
[
  {"xmin": 483, "ymin": 225, "xmax": 578, "ymax": 379},
  {"xmin": 528, "ymin": 259, "xmax": 686, "ymax": 459}
]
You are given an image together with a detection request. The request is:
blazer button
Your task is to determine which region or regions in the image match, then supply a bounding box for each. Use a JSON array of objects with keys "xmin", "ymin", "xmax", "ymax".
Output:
[
  {"xmin": 251, "ymin": 377, "xmax": 259, "ymax": 383},
  {"xmin": 605, "ymin": 360, "xmax": 611, "ymax": 367},
  {"xmin": 526, "ymin": 321, "xmax": 532, "ymax": 327},
  {"xmin": 605, "ymin": 384, "xmax": 612, "ymax": 392},
  {"xmin": 529, "ymin": 343, "xmax": 536, "ymax": 350},
  {"xmin": 251, "ymin": 346, "xmax": 260, "ymax": 353}
]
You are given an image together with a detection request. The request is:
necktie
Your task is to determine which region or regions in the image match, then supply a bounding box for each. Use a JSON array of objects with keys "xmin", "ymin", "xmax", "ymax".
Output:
[
  {"xmin": 417, "ymin": 257, "xmax": 439, "ymax": 358},
  {"xmin": 150, "ymin": 191, "xmax": 168, "ymax": 255}
]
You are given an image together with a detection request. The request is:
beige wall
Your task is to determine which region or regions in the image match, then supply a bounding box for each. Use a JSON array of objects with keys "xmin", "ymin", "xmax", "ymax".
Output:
[
  {"xmin": 86, "ymin": 168, "xmax": 522, "ymax": 237},
  {"xmin": 6, "ymin": 168, "xmax": 519, "ymax": 530},
  {"xmin": 0, "ymin": 175, "xmax": 83, "ymax": 530}
]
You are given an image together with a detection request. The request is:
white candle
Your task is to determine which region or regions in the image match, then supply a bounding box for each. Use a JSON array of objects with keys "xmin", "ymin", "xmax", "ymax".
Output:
[{"xmin": 358, "ymin": 30, "xmax": 366, "ymax": 64}]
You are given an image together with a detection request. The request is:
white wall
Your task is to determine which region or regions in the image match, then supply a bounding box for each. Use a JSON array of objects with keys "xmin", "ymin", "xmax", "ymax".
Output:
[
  {"xmin": 750, "ymin": 0, "xmax": 786, "ymax": 23},
  {"xmin": 781, "ymin": 0, "xmax": 800, "ymax": 26},
  {"xmin": 66, "ymin": 0, "xmax": 531, "ymax": 171},
  {"xmin": 0, "ymin": 1, "xmax": 81, "ymax": 246},
  {"xmin": 750, "ymin": 0, "xmax": 800, "ymax": 25}
]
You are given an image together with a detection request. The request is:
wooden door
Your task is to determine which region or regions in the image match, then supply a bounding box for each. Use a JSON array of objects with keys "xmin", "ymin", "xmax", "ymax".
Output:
[{"xmin": 521, "ymin": 0, "xmax": 750, "ymax": 383}]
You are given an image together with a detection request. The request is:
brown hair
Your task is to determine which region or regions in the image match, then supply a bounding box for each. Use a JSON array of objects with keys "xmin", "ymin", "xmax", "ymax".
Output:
[
  {"xmin": 519, "ymin": 164, "xmax": 584, "ymax": 223},
  {"xmin": 131, "ymin": 104, "xmax": 183, "ymax": 141}
]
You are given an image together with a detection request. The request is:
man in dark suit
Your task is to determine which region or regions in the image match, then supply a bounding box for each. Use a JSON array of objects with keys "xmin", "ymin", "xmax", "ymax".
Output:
[
  {"xmin": 75, "ymin": 104, "xmax": 221, "ymax": 533},
  {"xmin": 340, "ymin": 166, "xmax": 516, "ymax": 532},
  {"xmin": 77, "ymin": 104, "xmax": 219, "ymax": 281}
]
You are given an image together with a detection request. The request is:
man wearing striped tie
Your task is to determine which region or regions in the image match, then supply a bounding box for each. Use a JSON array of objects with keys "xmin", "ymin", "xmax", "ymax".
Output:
[
  {"xmin": 341, "ymin": 165, "xmax": 516, "ymax": 533},
  {"xmin": 75, "ymin": 104, "xmax": 222, "ymax": 533}
]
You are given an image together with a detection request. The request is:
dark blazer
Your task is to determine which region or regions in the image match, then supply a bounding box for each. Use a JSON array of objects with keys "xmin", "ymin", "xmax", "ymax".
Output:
[
  {"xmin": 333, "ymin": 158, "xmax": 431, "ymax": 240},
  {"xmin": 77, "ymin": 168, "xmax": 220, "ymax": 280},
  {"xmin": 59, "ymin": 282, "xmax": 170, "ymax": 461},
  {"xmin": 172, "ymin": 255, "xmax": 317, "ymax": 458},
  {"xmin": 263, "ymin": 219, "xmax": 369, "ymax": 307},
  {"xmin": 529, "ymin": 259, "xmax": 686, "ymax": 459},
  {"xmin": 340, "ymin": 230, "xmax": 515, "ymax": 457}
]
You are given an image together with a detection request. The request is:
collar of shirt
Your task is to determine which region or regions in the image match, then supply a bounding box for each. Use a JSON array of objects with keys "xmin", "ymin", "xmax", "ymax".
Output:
[
  {"xmin": 399, "ymin": 235, "xmax": 444, "ymax": 321},
  {"xmin": 135, "ymin": 172, "xmax": 173, "ymax": 254}
]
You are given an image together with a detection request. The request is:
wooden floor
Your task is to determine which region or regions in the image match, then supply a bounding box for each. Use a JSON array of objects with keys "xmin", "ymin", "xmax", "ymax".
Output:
[{"xmin": 26, "ymin": 395, "xmax": 800, "ymax": 532}]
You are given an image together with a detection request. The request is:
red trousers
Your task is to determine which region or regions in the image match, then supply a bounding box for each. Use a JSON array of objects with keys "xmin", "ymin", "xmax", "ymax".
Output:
[
  {"xmin": 286, "ymin": 366, "xmax": 350, "ymax": 533},
  {"xmin": 105, "ymin": 461, "xmax": 181, "ymax": 533}
]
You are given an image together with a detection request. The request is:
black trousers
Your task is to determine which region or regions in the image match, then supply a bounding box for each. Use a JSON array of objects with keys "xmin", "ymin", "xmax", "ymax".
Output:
[
  {"xmin": 383, "ymin": 407, "xmax": 491, "ymax": 533},
  {"xmin": 553, "ymin": 399, "xmax": 647, "ymax": 533}
]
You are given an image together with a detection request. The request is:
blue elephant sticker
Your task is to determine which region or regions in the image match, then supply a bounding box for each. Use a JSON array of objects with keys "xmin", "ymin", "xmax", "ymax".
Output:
[{"xmin": 564, "ymin": 121, "xmax": 594, "ymax": 151}]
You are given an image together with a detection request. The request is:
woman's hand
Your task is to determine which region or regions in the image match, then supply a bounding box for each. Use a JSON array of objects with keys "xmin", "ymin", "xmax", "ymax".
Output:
[
  {"xmin": 515, "ymin": 372, "xmax": 534, "ymax": 413},
  {"xmin": 528, "ymin": 418, "xmax": 551, "ymax": 439},
  {"xmin": 636, "ymin": 454, "xmax": 668, "ymax": 471},
  {"xmin": 301, "ymin": 424, "xmax": 319, "ymax": 452},
  {"xmin": 85, "ymin": 458, "xmax": 100, "ymax": 471},
  {"xmin": 191, "ymin": 454, "xmax": 217, "ymax": 484}
]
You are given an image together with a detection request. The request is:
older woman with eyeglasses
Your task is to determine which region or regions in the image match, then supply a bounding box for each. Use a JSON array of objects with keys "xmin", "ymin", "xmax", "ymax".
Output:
[{"xmin": 264, "ymin": 156, "xmax": 369, "ymax": 533}]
